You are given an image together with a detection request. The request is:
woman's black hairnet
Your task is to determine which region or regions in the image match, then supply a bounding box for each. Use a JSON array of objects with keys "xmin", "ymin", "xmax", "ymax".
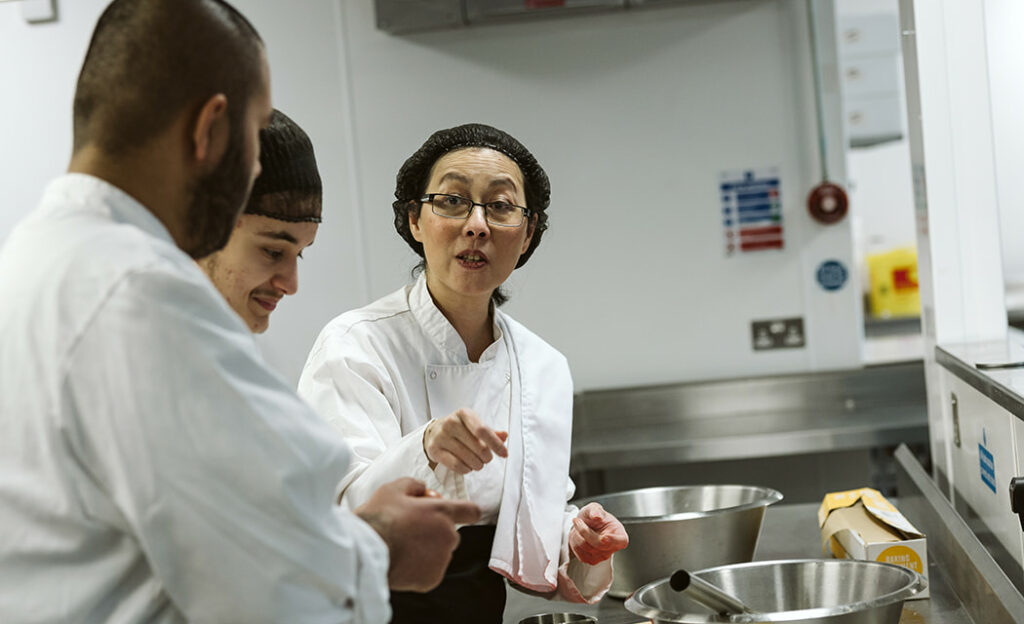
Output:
[{"xmin": 392, "ymin": 123, "xmax": 550, "ymax": 269}]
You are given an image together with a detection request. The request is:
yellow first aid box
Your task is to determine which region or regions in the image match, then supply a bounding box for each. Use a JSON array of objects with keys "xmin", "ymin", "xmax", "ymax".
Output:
[{"xmin": 866, "ymin": 247, "xmax": 920, "ymax": 318}]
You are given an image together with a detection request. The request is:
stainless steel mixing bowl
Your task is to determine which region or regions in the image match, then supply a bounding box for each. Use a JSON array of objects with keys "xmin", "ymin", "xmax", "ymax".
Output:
[
  {"xmin": 624, "ymin": 558, "xmax": 927, "ymax": 623},
  {"xmin": 575, "ymin": 485, "xmax": 782, "ymax": 597},
  {"xmin": 517, "ymin": 614, "xmax": 596, "ymax": 624}
]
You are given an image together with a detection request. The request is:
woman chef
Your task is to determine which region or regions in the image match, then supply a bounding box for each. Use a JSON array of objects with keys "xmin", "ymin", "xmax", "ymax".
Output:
[{"xmin": 298, "ymin": 123, "xmax": 628, "ymax": 622}]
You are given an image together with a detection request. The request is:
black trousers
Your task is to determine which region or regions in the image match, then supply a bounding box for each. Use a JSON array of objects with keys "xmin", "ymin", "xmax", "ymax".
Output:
[{"xmin": 389, "ymin": 525, "xmax": 506, "ymax": 623}]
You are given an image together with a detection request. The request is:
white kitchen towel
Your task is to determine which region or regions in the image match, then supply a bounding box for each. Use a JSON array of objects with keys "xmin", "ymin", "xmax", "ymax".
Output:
[{"xmin": 487, "ymin": 312, "xmax": 573, "ymax": 592}]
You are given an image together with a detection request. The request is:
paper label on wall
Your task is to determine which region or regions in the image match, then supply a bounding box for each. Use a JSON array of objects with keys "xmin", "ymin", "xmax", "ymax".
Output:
[{"xmin": 720, "ymin": 167, "xmax": 784, "ymax": 256}]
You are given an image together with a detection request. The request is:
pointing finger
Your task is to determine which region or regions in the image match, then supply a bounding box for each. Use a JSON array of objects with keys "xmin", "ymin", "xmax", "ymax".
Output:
[
  {"xmin": 454, "ymin": 409, "xmax": 506, "ymax": 461},
  {"xmin": 477, "ymin": 426, "xmax": 508, "ymax": 458}
]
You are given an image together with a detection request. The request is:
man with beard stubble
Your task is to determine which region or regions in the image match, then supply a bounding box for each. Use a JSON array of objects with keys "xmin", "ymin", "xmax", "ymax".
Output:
[{"xmin": 0, "ymin": 1, "xmax": 478, "ymax": 623}]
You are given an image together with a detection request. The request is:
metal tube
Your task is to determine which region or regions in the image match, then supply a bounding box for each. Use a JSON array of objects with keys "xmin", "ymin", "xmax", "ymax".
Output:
[{"xmin": 669, "ymin": 570, "xmax": 755, "ymax": 615}]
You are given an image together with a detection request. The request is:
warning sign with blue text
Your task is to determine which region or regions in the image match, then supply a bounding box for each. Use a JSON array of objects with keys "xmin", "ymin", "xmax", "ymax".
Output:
[{"xmin": 720, "ymin": 167, "xmax": 784, "ymax": 256}]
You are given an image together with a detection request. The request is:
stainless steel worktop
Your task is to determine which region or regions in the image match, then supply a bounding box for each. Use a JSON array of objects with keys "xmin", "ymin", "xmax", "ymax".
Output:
[
  {"xmin": 503, "ymin": 506, "xmax": 962, "ymax": 623},
  {"xmin": 504, "ymin": 445, "xmax": 1024, "ymax": 623},
  {"xmin": 936, "ymin": 337, "xmax": 1024, "ymax": 423}
]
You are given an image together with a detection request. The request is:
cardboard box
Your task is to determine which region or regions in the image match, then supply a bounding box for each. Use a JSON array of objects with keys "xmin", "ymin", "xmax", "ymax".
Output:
[{"xmin": 818, "ymin": 487, "xmax": 929, "ymax": 599}]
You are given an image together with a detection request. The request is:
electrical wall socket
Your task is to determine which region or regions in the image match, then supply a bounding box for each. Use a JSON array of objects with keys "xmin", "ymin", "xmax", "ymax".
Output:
[{"xmin": 751, "ymin": 317, "xmax": 806, "ymax": 351}]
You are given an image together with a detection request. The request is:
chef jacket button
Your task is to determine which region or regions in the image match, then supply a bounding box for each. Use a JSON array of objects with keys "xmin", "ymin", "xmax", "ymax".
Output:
[
  {"xmin": 506, "ymin": 373, "xmax": 511, "ymax": 382},
  {"xmin": 429, "ymin": 371, "xmax": 437, "ymax": 380},
  {"xmin": 344, "ymin": 598, "xmax": 354, "ymax": 609}
]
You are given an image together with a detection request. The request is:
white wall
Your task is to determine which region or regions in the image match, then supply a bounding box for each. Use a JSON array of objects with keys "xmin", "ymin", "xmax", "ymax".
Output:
[
  {"xmin": 846, "ymin": 142, "xmax": 916, "ymax": 256},
  {"xmin": 835, "ymin": 0, "xmax": 917, "ymax": 290},
  {"xmin": 0, "ymin": 2, "xmax": 92, "ymax": 240},
  {"xmin": 985, "ymin": 0, "xmax": 1024, "ymax": 285},
  {"xmin": 0, "ymin": 0, "xmax": 863, "ymax": 390},
  {"xmin": 836, "ymin": 0, "xmax": 1024, "ymax": 300},
  {"xmin": 234, "ymin": 2, "xmax": 370, "ymax": 386},
  {"xmin": 0, "ymin": 0, "xmax": 370, "ymax": 387},
  {"xmin": 338, "ymin": 0, "xmax": 863, "ymax": 389},
  {"xmin": 899, "ymin": 0, "xmax": 1009, "ymax": 488}
]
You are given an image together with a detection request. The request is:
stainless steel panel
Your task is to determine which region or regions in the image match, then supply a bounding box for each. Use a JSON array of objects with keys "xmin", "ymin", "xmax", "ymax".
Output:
[
  {"xmin": 935, "ymin": 341, "xmax": 1024, "ymax": 424},
  {"xmin": 571, "ymin": 362, "xmax": 927, "ymax": 470},
  {"xmin": 375, "ymin": 0, "xmax": 730, "ymax": 34},
  {"xmin": 465, "ymin": 0, "xmax": 624, "ymax": 23},
  {"xmin": 895, "ymin": 444, "xmax": 1024, "ymax": 623},
  {"xmin": 375, "ymin": 0, "xmax": 463, "ymax": 34}
]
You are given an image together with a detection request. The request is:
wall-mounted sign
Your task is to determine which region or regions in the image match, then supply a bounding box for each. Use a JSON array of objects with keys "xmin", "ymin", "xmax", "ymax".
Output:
[
  {"xmin": 720, "ymin": 167, "xmax": 784, "ymax": 256},
  {"xmin": 816, "ymin": 259, "xmax": 848, "ymax": 291}
]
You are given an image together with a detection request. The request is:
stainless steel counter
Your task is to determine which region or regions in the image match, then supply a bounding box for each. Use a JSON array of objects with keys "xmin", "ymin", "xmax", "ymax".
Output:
[
  {"xmin": 503, "ymin": 445, "xmax": 1024, "ymax": 623},
  {"xmin": 936, "ymin": 338, "xmax": 1024, "ymax": 423}
]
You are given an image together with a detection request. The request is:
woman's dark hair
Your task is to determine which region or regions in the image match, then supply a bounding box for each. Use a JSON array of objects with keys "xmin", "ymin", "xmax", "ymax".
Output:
[{"xmin": 392, "ymin": 123, "xmax": 550, "ymax": 306}]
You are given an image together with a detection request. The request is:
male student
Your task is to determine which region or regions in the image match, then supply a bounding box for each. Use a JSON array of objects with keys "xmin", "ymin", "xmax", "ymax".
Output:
[
  {"xmin": 199, "ymin": 108, "xmax": 320, "ymax": 334},
  {"xmin": 0, "ymin": 1, "xmax": 478, "ymax": 622}
]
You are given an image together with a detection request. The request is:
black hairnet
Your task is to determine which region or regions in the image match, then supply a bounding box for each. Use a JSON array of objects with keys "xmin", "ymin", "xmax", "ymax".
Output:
[
  {"xmin": 246, "ymin": 109, "xmax": 322, "ymax": 223},
  {"xmin": 392, "ymin": 123, "xmax": 550, "ymax": 268}
]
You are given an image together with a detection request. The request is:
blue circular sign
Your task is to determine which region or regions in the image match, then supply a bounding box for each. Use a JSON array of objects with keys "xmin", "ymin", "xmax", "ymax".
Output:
[{"xmin": 816, "ymin": 260, "xmax": 848, "ymax": 291}]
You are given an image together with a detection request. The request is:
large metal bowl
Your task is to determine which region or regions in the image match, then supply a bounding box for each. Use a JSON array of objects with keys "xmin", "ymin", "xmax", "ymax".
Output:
[
  {"xmin": 625, "ymin": 559, "xmax": 927, "ymax": 623},
  {"xmin": 576, "ymin": 485, "xmax": 782, "ymax": 597}
]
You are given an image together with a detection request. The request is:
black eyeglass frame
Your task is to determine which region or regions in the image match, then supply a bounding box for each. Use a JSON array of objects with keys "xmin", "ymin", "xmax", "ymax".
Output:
[{"xmin": 418, "ymin": 193, "xmax": 532, "ymax": 228}]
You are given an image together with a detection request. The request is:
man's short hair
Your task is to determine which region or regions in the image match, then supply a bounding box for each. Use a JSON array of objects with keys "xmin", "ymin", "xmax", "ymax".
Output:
[{"xmin": 72, "ymin": 0, "xmax": 263, "ymax": 155}]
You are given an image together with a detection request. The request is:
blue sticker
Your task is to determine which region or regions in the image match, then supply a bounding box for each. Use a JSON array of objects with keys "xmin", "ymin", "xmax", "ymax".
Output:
[
  {"xmin": 816, "ymin": 260, "xmax": 848, "ymax": 291},
  {"xmin": 980, "ymin": 428, "xmax": 996, "ymax": 494}
]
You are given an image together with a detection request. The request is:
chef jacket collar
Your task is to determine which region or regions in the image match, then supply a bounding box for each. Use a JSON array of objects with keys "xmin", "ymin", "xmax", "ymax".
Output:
[
  {"xmin": 44, "ymin": 174, "xmax": 176, "ymax": 246},
  {"xmin": 409, "ymin": 272, "xmax": 503, "ymax": 363}
]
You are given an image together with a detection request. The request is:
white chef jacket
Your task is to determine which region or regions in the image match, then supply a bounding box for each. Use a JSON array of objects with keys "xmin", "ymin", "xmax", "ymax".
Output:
[
  {"xmin": 0, "ymin": 174, "xmax": 390, "ymax": 624},
  {"xmin": 298, "ymin": 274, "xmax": 612, "ymax": 602}
]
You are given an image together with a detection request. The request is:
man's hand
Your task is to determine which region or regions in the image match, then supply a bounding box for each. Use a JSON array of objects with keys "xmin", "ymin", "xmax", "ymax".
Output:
[
  {"xmin": 423, "ymin": 408, "xmax": 508, "ymax": 473},
  {"xmin": 568, "ymin": 502, "xmax": 629, "ymax": 565},
  {"xmin": 354, "ymin": 477, "xmax": 481, "ymax": 592}
]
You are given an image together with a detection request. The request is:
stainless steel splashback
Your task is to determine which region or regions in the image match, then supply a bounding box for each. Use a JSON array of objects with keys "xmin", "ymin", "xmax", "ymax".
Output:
[{"xmin": 375, "ymin": 0, "xmax": 721, "ymax": 34}]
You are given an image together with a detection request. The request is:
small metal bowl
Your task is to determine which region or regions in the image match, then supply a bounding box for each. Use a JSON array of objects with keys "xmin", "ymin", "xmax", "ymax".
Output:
[
  {"xmin": 517, "ymin": 614, "xmax": 597, "ymax": 624},
  {"xmin": 625, "ymin": 558, "xmax": 926, "ymax": 623}
]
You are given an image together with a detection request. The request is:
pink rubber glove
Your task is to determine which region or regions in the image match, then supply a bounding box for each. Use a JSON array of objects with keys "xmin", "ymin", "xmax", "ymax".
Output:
[{"xmin": 569, "ymin": 502, "xmax": 629, "ymax": 565}]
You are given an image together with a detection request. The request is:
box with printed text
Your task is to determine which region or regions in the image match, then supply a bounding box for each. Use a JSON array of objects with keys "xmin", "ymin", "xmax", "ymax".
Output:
[{"xmin": 818, "ymin": 487, "xmax": 929, "ymax": 599}]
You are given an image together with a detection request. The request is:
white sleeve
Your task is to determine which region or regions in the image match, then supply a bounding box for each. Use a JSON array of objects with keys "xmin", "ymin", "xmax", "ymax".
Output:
[
  {"xmin": 554, "ymin": 482, "xmax": 613, "ymax": 603},
  {"xmin": 298, "ymin": 331, "xmax": 444, "ymax": 510},
  {"xmin": 65, "ymin": 268, "xmax": 390, "ymax": 624}
]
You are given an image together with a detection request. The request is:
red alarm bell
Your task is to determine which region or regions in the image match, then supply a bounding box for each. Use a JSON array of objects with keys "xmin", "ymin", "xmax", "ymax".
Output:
[{"xmin": 806, "ymin": 181, "xmax": 849, "ymax": 224}]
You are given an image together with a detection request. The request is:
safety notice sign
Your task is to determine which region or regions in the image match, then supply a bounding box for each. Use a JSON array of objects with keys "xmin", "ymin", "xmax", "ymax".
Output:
[{"xmin": 720, "ymin": 167, "xmax": 784, "ymax": 256}]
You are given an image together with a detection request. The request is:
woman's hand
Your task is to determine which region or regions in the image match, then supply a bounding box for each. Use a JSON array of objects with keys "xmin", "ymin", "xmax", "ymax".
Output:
[
  {"xmin": 423, "ymin": 407, "xmax": 508, "ymax": 474},
  {"xmin": 569, "ymin": 502, "xmax": 629, "ymax": 565}
]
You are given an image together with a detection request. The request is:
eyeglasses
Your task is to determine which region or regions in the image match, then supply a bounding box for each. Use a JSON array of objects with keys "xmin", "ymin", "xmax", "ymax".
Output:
[{"xmin": 419, "ymin": 193, "xmax": 531, "ymax": 228}]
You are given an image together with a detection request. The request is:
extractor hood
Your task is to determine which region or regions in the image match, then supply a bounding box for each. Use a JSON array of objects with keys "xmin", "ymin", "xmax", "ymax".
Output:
[{"xmin": 375, "ymin": 0, "xmax": 711, "ymax": 34}]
